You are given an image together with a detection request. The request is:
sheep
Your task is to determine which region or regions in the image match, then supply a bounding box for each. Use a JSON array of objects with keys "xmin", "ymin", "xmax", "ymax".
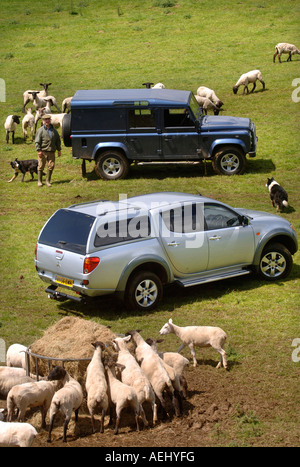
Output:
[
  {"xmin": 112, "ymin": 336, "xmax": 157, "ymax": 427},
  {"xmin": 22, "ymin": 82, "xmax": 52, "ymax": 113},
  {"xmin": 6, "ymin": 343, "xmax": 27, "ymax": 369},
  {"xmin": 35, "ymin": 102, "xmax": 65, "ymax": 131},
  {"xmin": 273, "ymin": 42, "xmax": 300, "ymax": 63},
  {"xmin": 62, "ymin": 96, "xmax": 73, "ymax": 113},
  {"xmin": 7, "ymin": 380, "xmax": 57, "ymax": 428},
  {"xmin": 85, "ymin": 341, "xmax": 109, "ymax": 434},
  {"xmin": 4, "ymin": 115, "xmax": 20, "ymax": 144},
  {"xmin": 152, "ymin": 82, "xmax": 165, "ymax": 89},
  {"xmin": 104, "ymin": 356, "xmax": 140, "ymax": 435},
  {"xmin": 21, "ymin": 109, "xmax": 35, "ymax": 141},
  {"xmin": 28, "ymin": 91, "xmax": 61, "ymax": 113},
  {"xmin": 196, "ymin": 86, "xmax": 224, "ymax": 108},
  {"xmin": 0, "ymin": 367, "xmax": 35, "ymax": 399},
  {"xmin": 194, "ymin": 95, "xmax": 220, "ymax": 115},
  {"xmin": 232, "ymin": 69, "xmax": 265, "ymax": 95},
  {"xmin": 159, "ymin": 318, "xmax": 227, "ymax": 369},
  {"xmin": 125, "ymin": 330, "xmax": 181, "ymax": 418},
  {"xmin": 0, "ymin": 421, "xmax": 37, "ymax": 447},
  {"xmin": 47, "ymin": 366, "xmax": 83, "ymax": 443}
]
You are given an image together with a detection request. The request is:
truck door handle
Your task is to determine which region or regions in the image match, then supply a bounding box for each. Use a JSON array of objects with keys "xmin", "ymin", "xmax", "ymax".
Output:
[
  {"xmin": 209, "ymin": 235, "xmax": 221, "ymax": 240},
  {"xmin": 167, "ymin": 241, "xmax": 180, "ymax": 247}
]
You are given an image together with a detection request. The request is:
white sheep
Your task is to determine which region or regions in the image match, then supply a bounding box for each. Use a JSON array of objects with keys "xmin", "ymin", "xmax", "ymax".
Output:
[
  {"xmin": 0, "ymin": 421, "xmax": 37, "ymax": 447},
  {"xmin": 273, "ymin": 42, "xmax": 300, "ymax": 63},
  {"xmin": 112, "ymin": 336, "xmax": 157, "ymax": 427},
  {"xmin": 36, "ymin": 102, "xmax": 65, "ymax": 131},
  {"xmin": 152, "ymin": 82, "xmax": 165, "ymax": 89},
  {"xmin": 21, "ymin": 109, "xmax": 35, "ymax": 141},
  {"xmin": 7, "ymin": 380, "xmax": 57, "ymax": 428},
  {"xmin": 159, "ymin": 318, "xmax": 227, "ymax": 369},
  {"xmin": 4, "ymin": 115, "xmax": 20, "ymax": 144},
  {"xmin": 62, "ymin": 96, "xmax": 73, "ymax": 113},
  {"xmin": 6, "ymin": 343, "xmax": 27, "ymax": 369},
  {"xmin": 125, "ymin": 330, "xmax": 181, "ymax": 418},
  {"xmin": 194, "ymin": 95, "xmax": 220, "ymax": 115},
  {"xmin": 233, "ymin": 69, "xmax": 265, "ymax": 95},
  {"xmin": 85, "ymin": 341, "xmax": 109, "ymax": 434},
  {"xmin": 47, "ymin": 366, "xmax": 83, "ymax": 443},
  {"xmin": 104, "ymin": 356, "xmax": 140, "ymax": 435},
  {"xmin": 196, "ymin": 86, "xmax": 224, "ymax": 108},
  {"xmin": 28, "ymin": 91, "xmax": 61, "ymax": 113},
  {"xmin": 22, "ymin": 82, "xmax": 52, "ymax": 113},
  {"xmin": 0, "ymin": 367, "xmax": 35, "ymax": 399}
]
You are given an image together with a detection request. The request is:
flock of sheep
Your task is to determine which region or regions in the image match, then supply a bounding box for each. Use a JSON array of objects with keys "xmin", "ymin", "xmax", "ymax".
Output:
[
  {"xmin": 0, "ymin": 319, "xmax": 227, "ymax": 446},
  {"xmin": 4, "ymin": 42, "xmax": 299, "ymax": 145}
]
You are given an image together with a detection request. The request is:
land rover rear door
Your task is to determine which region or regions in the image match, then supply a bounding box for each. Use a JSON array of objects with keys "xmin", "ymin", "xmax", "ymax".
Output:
[{"xmin": 126, "ymin": 106, "xmax": 161, "ymax": 159}]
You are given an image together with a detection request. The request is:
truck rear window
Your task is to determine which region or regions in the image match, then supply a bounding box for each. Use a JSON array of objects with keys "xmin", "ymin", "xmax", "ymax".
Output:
[{"xmin": 38, "ymin": 209, "xmax": 95, "ymax": 254}]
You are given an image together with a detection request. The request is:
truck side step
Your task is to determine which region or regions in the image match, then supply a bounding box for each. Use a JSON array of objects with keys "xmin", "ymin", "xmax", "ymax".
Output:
[{"xmin": 175, "ymin": 269, "xmax": 251, "ymax": 288}]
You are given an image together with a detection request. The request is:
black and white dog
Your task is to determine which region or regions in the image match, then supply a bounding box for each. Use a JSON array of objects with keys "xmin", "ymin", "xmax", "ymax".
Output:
[
  {"xmin": 266, "ymin": 177, "xmax": 289, "ymax": 212},
  {"xmin": 8, "ymin": 158, "xmax": 39, "ymax": 182}
]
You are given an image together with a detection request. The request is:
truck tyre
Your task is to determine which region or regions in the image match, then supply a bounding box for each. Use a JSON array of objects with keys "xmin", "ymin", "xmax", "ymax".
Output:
[
  {"xmin": 212, "ymin": 146, "xmax": 246, "ymax": 175},
  {"xmin": 257, "ymin": 242, "xmax": 293, "ymax": 281},
  {"xmin": 95, "ymin": 150, "xmax": 130, "ymax": 180},
  {"xmin": 125, "ymin": 271, "xmax": 163, "ymax": 311},
  {"xmin": 61, "ymin": 113, "xmax": 72, "ymax": 147}
]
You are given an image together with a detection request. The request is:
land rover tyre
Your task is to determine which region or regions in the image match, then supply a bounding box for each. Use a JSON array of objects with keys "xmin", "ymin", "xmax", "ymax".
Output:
[
  {"xmin": 95, "ymin": 150, "xmax": 130, "ymax": 180},
  {"xmin": 125, "ymin": 271, "xmax": 163, "ymax": 311},
  {"xmin": 257, "ymin": 242, "xmax": 293, "ymax": 281},
  {"xmin": 61, "ymin": 113, "xmax": 72, "ymax": 147},
  {"xmin": 212, "ymin": 146, "xmax": 246, "ymax": 175}
]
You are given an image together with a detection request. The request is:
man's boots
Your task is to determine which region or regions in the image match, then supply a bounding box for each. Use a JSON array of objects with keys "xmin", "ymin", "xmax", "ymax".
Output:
[
  {"xmin": 37, "ymin": 170, "xmax": 43, "ymax": 187},
  {"xmin": 45, "ymin": 169, "xmax": 53, "ymax": 187}
]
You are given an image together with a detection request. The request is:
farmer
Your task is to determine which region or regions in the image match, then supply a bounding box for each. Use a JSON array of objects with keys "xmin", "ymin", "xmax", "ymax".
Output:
[{"xmin": 35, "ymin": 114, "xmax": 61, "ymax": 187}]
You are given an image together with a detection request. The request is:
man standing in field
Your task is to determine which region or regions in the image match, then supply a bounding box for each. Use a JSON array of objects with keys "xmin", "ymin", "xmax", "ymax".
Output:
[{"xmin": 35, "ymin": 114, "xmax": 61, "ymax": 187}]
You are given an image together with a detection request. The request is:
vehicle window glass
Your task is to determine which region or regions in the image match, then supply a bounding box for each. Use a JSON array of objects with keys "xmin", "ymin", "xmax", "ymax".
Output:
[
  {"xmin": 204, "ymin": 204, "xmax": 240, "ymax": 230},
  {"xmin": 38, "ymin": 209, "xmax": 95, "ymax": 254},
  {"xmin": 160, "ymin": 203, "xmax": 204, "ymax": 233},
  {"xmin": 72, "ymin": 109, "xmax": 126, "ymax": 131},
  {"xmin": 164, "ymin": 108, "xmax": 195, "ymax": 128},
  {"xmin": 94, "ymin": 215, "xmax": 151, "ymax": 247},
  {"xmin": 128, "ymin": 109, "xmax": 156, "ymax": 128}
]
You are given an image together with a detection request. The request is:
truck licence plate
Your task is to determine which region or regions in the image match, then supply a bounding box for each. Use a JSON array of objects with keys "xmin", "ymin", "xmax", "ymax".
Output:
[{"xmin": 56, "ymin": 275, "xmax": 73, "ymax": 287}]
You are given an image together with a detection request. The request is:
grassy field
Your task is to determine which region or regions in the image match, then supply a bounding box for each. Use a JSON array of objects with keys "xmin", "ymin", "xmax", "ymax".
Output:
[{"xmin": 0, "ymin": 0, "xmax": 299, "ymax": 447}]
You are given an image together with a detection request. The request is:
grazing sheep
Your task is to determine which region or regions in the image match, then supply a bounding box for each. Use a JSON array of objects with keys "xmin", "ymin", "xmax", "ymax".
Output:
[
  {"xmin": 152, "ymin": 82, "xmax": 165, "ymax": 89},
  {"xmin": 28, "ymin": 91, "xmax": 61, "ymax": 113},
  {"xmin": 273, "ymin": 42, "xmax": 300, "ymax": 63},
  {"xmin": 194, "ymin": 95, "xmax": 220, "ymax": 115},
  {"xmin": 62, "ymin": 97, "xmax": 73, "ymax": 113},
  {"xmin": 104, "ymin": 357, "xmax": 140, "ymax": 435},
  {"xmin": 47, "ymin": 366, "xmax": 83, "ymax": 443},
  {"xmin": 196, "ymin": 86, "xmax": 223, "ymax": 108},
  {"xmin": 22, "ymin": 82, "xmax": 52, "ymax": 113},
  {"xmin": 112, "ymin": 336, "xmax": 157, "ymax": 427},
  {"xmin": 4, "ymin": 115, "xmax": 20, "ymax": 144},
  {"xmin": 159, "ymin": 318, "xmax": 227, "ymax": 369},
  {"xmin": 233, "ymin": 70, "xmax": 265, "ymax": 95},
  {"xmin": 0, "ymin": 367, "xmax": 35, "ymax": 399},
  {"xmin": 22, "ymin": 109, "xmax": 35, "ymax": 141},
  {"xmin": 125, "ymin": 330, "xmax": 181, "ymax": 418},
  {"xmin": 0, "ymin": 421, "xmax": 37, "ymax": 447},
  {"xmin": 85, "ymin": 341, "xmax": 109, "ymax": 434},
  {"xmin": 6, "ymin": 343, "xmax": 27, "ymax": 369},
  {"xmin": 7, "ymin": 380, "xmax": 57, "ymax": 428}
]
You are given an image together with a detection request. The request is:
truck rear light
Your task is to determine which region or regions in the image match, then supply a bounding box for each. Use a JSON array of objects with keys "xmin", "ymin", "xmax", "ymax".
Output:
[
  {"xmin": 83, "ymin": 257, "xmax": 100, "ymax": 274},
  {"xmin": 35, "ymin": 243, "xmax": 37, "ymax": 260}
]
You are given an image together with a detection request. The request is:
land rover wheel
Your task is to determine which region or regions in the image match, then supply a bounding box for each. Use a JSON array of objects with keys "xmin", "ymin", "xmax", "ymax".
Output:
[
  {"xmin": 258, "ymin": 243, "xmax": 293, "ymax": 281},
  {"xmin": 125, "ymin": 271, "xmax": 163, "ymax": 311},
  {"xmin": 95, "ymin": 150, "xmax": 130, "ymax": 180},
  {"xmin": 212, "ymin": 146, "xmax": 246, "ymax": 175}
]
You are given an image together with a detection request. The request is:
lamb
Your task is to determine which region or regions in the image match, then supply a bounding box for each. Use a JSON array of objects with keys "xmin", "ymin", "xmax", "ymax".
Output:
[
  {"xmin": 47, "ymin": 366, "xmax": 83, "ymax": 443},
  {"xmin": 36, "ymin": 102, "xmax": 65, "ymax": 130},
  {"xmin": 0, "ymin": 367, "xmax": 35, "ymax": 399},
  {"xmin": 22, "ymin": 82, "xmax": 52, "ymax": 113},
  {"xmin": 6, "ymin": 343, "xmax": 27, "ymax": 369},
  {"xmin": 4, "ymin": 115, "xmax": 20, "ymax": 144},
  {"xmin": 0, "ymin": 421, "xmax": 37, "ymax": 447},
  {"xmin": 125, "ymin": 330, "xmax": 181, "ymax": 418},
  {"xmin": 159, "ymin": 318, "xmax": 227, "ymax": 369},
  {"xmin": 194, "ymin": 95, "xmax": 220, "ymax": 115},
  {"xmin": 112, "ymin": 336, "xmax": 157, "ymax": 427},
  {"xmin": 21, "ymin": 109, "xmax": 35, "ymax": 141},
  {"xmin": 62, "ymin": 96, "xmax": 73, "ymax": 113},
  {"xmin": 273, "ymin": 42, "xmax": 300, "ymax": 63},
  {"xmin": 233, "ymin": 69, "xmax": 265, "ymax": 95},
  {"xmin": 7, "ymin": 380, "xmax": 57, "ymax": 428},
  {"xmin": 104, "ymin": 357, "xmax": 140, "ymax": 435},
  {"xmin": 196, "ymin": 86, "xmax": 223, "ymax": 108},
  {"xmin": 28, "ymin": 91, "xmax": 61, "ymax": 113},
  {"xmin": 85, "ymin": 341, "xmax": 109, "ymax": 433}
]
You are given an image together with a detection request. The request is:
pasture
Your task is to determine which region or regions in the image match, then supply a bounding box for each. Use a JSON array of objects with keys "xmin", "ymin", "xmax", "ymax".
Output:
[{"xmin": 0, "ymin": 0, "xmax": 299, "ymax": 447}]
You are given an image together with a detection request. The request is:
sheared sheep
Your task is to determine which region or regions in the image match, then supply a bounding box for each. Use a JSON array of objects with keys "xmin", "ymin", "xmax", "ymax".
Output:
[
  {"xmin": 273, "ymin": 42, "xmax": 300, "ymax": 63},
  {"xmin": 6, "ymin": 343, "xmax": 27, "ymax": 369},
  {"xmin": 28, "ymin": 91, "xmax": 60, "ymax": 113},
  {"xmin": 233, "ymin": 70, "xmax": 265, "ymax": 95},
  {"xmin": 0, "ymin": 421, "xmax": 37, "ymax": 447},
  {"xmin": 21, "ymin": 109, "xmax": 35, "ymax": 141},
  {"xmin": 62, "ymin": 97, "xmax": 73, "ymax": 113},
  {"xmin": 0, "ymin": 367, "xmax": 35, "ymax": 399},
  {"xmin": 196, "ymin": 86, "xmax": 223, "ymax": 108},
  {"xmin": 4, "ymin": 115, "xmax": 20, "ymax": 144},
  {"xmin": 194, "ymin": 95, "xmax": 220, "ymax": 115},
  {"xmin": 22, "ymin": 82, "xmax": 51, "ymax": 113}
]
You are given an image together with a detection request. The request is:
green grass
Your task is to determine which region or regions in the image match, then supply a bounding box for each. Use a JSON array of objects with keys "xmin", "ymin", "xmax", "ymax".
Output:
[{"xmin": 0, "ymin": 0, "xmax": 299, "ymax": 446}]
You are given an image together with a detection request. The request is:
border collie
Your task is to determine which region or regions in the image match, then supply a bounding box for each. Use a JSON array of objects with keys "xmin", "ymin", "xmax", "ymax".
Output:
[
  {"xmin": 8, "ymin": 158, "xmax": 39, "ymax": 182},
  {"xmin": 266, "ymin": 177, "xmax": 289, "ymax": 212}
]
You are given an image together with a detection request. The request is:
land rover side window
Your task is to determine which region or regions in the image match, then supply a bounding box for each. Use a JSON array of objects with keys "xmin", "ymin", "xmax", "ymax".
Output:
[
  {"xmin": 204, "ymin": 204, "xmax": 241, "ymax": 230},
  {"xmin": 38, "ymin": 209, "xmax": 96, "ymax": 254},
  {"xmin": 128, "ymin": 109, "xmax": 156, "ymax": 128},
  {"xmin": 164, "ymin": 108, "xmax": 194, "ymax": 128},
  {"xmin": 94, "ymin": 215, "xmax": 151, "ymax": 247},
  {"xmin": 72, "ymin": 109, "xmax": 126, "ymax": 131},
  {"xmin": 161, "ymin": 203, "xmax": 204, "ymax": 233}
]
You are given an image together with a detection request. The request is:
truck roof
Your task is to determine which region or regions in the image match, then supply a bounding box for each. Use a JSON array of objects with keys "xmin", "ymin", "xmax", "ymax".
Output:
[{"xmin": 71, "ymin": 89, "xmax": 193, "ymax": 108}]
